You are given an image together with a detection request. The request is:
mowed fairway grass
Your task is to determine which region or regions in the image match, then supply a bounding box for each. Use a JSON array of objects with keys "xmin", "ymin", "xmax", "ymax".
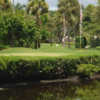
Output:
[{"xmin": 0, "ymin": 43, "xmax": 100, "ymax": 57}]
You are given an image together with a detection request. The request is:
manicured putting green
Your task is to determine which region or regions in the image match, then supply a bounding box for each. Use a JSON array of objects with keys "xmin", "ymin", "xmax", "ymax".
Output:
[{"xmin": 0, "ymin": 44, "xmax": 99, "ymax": 57}]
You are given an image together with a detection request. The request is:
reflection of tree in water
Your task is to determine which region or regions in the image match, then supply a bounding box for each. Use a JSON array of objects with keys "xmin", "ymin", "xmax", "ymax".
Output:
[
  {"xmin": 36, "ymin": 81, "xmax": 100, "ymax": 100},
  {"xmin": 0, "ymin": 81, "xmax": 100, "ymax": 100},
  {"xmin": 74, "ymin": 81, "xmax": 100, "ymax": 100},
  {"xmin": 35, "ymin": 82, "xmax": 78, "ymax": 100}
]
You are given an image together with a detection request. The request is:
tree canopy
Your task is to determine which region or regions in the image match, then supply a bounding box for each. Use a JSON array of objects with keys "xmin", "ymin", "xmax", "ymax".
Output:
[{"xmin": 0, "ymin": 0, "xmax": 100, "ymax": 48}]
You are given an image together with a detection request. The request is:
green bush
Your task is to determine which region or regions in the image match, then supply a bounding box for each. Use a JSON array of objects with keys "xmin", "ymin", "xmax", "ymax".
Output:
[
  {"xmin": 77, "ymin": 64, "xmax": 100, "ymax": 78},
  {"xmin": 90, "ymin": 37, "xmax": 100, "ymax": 48},
  {"xmin": 0, "ymin": 12, "xmax": 41, "ymax": 48},
  {"xmin": 75, "ymin": 36, "xmax": 87, "ymax": 48},
  {"xmin": 0, "ymin": 56, "xmax": 100, "ymax": 82}
]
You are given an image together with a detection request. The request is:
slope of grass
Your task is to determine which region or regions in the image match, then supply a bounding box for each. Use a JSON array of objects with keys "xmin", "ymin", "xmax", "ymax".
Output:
[
  {"xmin": 0, "ymin": 44, "xmax": 100, "ymax": 82},
  {"xmin": 0, "ymin": 43, "xmax": 99, "ymax": 57}
]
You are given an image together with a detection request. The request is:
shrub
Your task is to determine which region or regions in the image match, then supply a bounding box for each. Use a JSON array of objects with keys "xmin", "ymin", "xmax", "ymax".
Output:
[
  {"xmin": 0, "ymin": 13, "xmax": 24, "ymax": 46},
  {"xmin": 75, "ymin": 36, "xmax": 87, "ymax": 48},
  {"xmin": 0, "ymin": 56, "xmax": 100, "ymax": 82},
  {"xmin": 77, "ymin": 64, "xmax": 100, "ymax": 78},
  {"xmin": 90, "ymin": 37, "xmax": 100, "ymax": 48},
  {"xmin": 0, "ymin": 12, "xmax": 41, "ymax": 48}
]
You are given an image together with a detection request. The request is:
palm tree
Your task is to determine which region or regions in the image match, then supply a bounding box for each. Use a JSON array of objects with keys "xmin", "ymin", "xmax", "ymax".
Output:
[
  {"xmin": 15, "ymin": 3, "xmax": 25, "ymax": 10},
  {"xmin": 27, "ymin": 0, "xmax": 48, "ymax": 25},
  {"xmin": 12, "ymin": 0, "xmax": 15, "ymax": 12},
  {"xmin": 27, "ymin": 0, "xmax": 48, "ymax": 49},
  {"xmin": 0, "ymin": 0, "xmax": 11, "ymax": 10},
  {"xmin": 58, "ymin": 0, "xmax": 80, "ymax": 48}
]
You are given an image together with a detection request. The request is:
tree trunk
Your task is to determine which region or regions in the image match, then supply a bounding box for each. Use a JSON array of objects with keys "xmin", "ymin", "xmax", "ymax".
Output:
[
  {"xmin": 67, "ymin": 33, "xmax": 70, "ymax": 48},
  {"xmin": 38, "ymin": 40, "xmax": 41, "ymax": 48},
  {"xmin": 35, "ymin": 14, "xmax": 41, "ymax": 49},
  {"xmin": 34, "ymin": 40, "xmax": 41, "ymax": 49},
  {"xmin": 62, "ymin": 14, "xmax": 67, "ymax": 47}
]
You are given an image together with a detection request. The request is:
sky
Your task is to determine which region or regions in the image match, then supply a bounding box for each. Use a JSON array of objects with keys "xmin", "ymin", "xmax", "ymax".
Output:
[{"xmin": 13, "ymin": 0, "xmax": 97, "ymax": 10}]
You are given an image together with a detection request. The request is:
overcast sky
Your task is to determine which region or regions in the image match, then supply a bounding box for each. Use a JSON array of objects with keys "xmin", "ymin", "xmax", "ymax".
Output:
[{"xmin": 13, "ymin": 0, "xmax": 97, "ymax": 10}]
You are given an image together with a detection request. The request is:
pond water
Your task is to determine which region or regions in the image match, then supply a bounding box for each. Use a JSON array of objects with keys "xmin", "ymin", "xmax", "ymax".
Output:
[{"xmin": 0, "ymin": 80, "xmax": 100, "ymax": 100}]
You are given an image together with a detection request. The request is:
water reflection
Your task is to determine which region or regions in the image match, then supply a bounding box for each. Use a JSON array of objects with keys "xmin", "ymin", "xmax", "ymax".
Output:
[{"xmin": 0, "ymin": 81, "xmax": 100, "ymax": 100}]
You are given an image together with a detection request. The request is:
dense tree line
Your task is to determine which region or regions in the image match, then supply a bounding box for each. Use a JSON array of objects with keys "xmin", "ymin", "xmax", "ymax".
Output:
[
  {"xmin": 0, "ymin": 0, "xmax": 100, "ymax": 49},
  {"xmin": 0, "ymin": 11, "xmax": 38, "ymax": 47},
  {"xmin": 83, "ymin": 0, "xmax": 100, "ymax": 47}
]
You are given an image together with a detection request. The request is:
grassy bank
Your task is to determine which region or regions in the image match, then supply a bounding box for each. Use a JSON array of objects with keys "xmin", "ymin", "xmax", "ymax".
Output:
[
  {"xmin": 0, "ymin": 44, "xmax": 100, "ymax": 82},
  {"xmin": 0, "ymin": 55, "xmax": 100, "ymax": 83},
  {"xmin": 0, "ymin": 43, "xmax": 100, "ymax": 57}
]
